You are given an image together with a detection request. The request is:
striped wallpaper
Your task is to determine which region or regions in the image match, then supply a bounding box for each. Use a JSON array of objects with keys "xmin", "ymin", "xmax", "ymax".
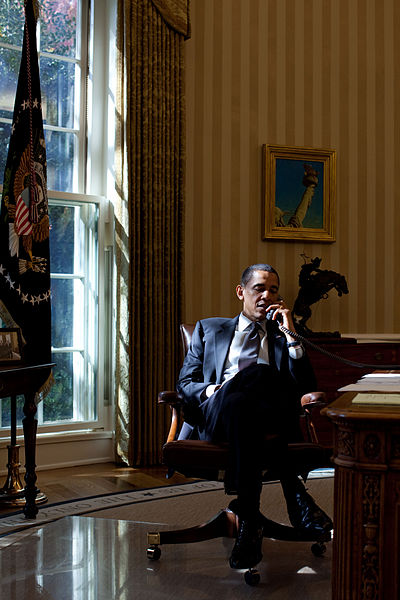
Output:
[{"xmin": 184, "ymin": 0, "xmax": 400, "ymax": 335}]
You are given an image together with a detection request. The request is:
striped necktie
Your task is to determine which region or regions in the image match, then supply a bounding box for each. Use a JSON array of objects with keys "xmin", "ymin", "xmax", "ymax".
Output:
[{"xmin": 238, "ymin": 322, "xmax": 261, "ymax": 371}]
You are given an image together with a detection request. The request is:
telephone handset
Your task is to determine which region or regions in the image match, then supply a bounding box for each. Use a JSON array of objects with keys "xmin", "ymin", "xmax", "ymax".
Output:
[
  {"xmin": 265, "ymin": 308, "xmax": 283, "ymax": 324},
  {"xmin": 266, "ymin": 294, "xmax": 286, "ymax": 324}
]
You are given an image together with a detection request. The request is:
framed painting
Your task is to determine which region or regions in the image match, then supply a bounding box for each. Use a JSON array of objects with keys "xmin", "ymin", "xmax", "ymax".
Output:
[
  {"xmin": 262, "ymin": 144, "xmax": 336, "ymax": 242},
  {"xmin": 0, "ymin": 328, "xmax": 23, "ymax": 365}
]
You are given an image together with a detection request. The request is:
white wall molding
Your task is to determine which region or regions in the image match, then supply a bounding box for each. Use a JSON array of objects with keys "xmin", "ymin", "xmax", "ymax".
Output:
[{"xmin": 0, "ymin": 430, "xmax": 115, "ymax": 476}]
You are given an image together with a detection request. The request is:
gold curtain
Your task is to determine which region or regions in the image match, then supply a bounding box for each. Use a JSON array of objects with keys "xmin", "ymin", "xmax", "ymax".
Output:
[{"xmin": 115, "ymin": 0, "xmax": 188, "ymax": 466}]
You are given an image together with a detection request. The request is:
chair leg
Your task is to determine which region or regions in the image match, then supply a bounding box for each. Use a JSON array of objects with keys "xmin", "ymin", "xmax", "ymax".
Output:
[
  {"xmin": 147, "ymin": 503, "xmax": 331, "ymax": 548},
  {"xmin": 146, "ymin": 504, "xmax": 331, "ymax": 587},
  {"xmin": 147, "ymin": 507, "xmax": 237, "ymax": 548},
  {"xmin": 226, "ymin": 498, "xmax": 331, "ymax": 543},
  {"xmin": 260, "ymin": 514, "xmax": 332, "ymax": 543},
  {"xmin": 146, "ymin": 509, "xmax": 262, "ymax": 588}
]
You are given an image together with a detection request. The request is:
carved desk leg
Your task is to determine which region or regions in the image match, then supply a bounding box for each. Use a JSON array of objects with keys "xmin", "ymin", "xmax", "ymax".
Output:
[
  {"xmin": 323, "ymin": 395, "xmax": 400, "ymax": 598},
  {"xmin": 22, "ymin": 391, "xmax": 38, "ymax": 519}
]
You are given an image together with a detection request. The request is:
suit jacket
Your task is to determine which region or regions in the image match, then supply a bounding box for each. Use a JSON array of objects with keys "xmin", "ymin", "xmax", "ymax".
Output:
[{"xmin": 176, "ymin": 315, "xmax": 317, "ymax": 437}]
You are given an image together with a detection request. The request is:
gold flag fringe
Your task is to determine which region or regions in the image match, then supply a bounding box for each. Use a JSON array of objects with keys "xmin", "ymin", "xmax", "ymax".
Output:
[
  {"xmin": 36, "ymin": 371, "xmax": 55, "ymax": 403},
  {"xmin": 33, "ymin": 0, "xmax": 40, "ymax": 21}
]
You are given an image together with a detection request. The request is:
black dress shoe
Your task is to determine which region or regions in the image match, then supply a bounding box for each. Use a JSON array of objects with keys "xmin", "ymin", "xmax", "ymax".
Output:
[
  {"xmin": 288, "ymin": 490, "xmax": 333, "ymax": 536},
  {"xmin": 229, "ymin": 519, "xmax": 263, "ymax": 569}
]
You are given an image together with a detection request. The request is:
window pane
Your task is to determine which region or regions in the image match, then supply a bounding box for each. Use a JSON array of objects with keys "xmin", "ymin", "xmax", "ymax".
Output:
[
  {"xmin": 0, "ymin": 122, "xmax": 12, "ymax": 185},
  {"xmin": 0, "ymin": 1, "xmax": 24, "ymax": 47},
  {"xmin": 0, "ymin": 47, "xmax": 20, "ymax": 118},
  {"xmin": 39, "ymin": 0, "xmax": 78, "ymax": 58},
  {"xmin": 51, "ymin": 278, "xmax": 75, "ymax": 348},
  {"xmin": 0, "ymin": 396, "xmax": 23, "ymax": 429},
  {"xmin": 41, "ymin": 57, "xmax": 76, "ymax": 128},
  {"xmin": 45, "ymin": 129, "xmax": 77, "ymax": 192},
  {"xmin": 43, "ymin": 352, "xmax": 73, "ymax": 422},
  {"xmin": 49, "ymin": 205, "xmax": 76, "ymax": 273}
]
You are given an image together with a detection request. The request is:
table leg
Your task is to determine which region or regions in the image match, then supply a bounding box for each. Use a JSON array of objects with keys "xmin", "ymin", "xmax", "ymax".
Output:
[
  {"xmin": 22, "ymin": 391, "xmax": 38, "ymax": 518},
  {"xmin": 0, "ymin": 396, "xmax": 24, "ymax": 502}
]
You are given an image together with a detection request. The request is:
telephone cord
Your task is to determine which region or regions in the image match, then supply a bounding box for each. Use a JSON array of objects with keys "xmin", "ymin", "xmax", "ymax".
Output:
[{"xmin": 278, "ymin": 324, "xmax": 400, "ymax": 370}]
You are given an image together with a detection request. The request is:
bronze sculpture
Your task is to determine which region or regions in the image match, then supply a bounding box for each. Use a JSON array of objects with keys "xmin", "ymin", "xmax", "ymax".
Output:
[{"xmin": 292, "ymin": 255, "xmax": 349, "ymax": 337}]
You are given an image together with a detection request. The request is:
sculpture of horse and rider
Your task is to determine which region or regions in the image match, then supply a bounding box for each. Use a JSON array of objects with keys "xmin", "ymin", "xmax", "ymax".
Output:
[{"xmin": 292, "ymin": 256, "xmax": 349, "ymax": 337}]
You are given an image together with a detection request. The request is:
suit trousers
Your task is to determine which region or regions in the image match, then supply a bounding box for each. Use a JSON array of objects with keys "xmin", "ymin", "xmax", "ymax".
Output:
[{"xmin": 199, "ymin": 363, "xmax": 301, "ymax": 519}]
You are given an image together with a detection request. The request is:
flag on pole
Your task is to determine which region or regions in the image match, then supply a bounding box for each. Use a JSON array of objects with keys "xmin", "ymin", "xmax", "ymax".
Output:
[{"xmin": 0, "ymin": 0, "xmax": 51, "ymax": 382}]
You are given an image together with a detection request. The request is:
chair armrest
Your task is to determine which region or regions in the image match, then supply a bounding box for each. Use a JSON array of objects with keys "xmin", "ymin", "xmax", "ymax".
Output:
[
  {"xmin": 301, "ymin": 391, "xmax": 326, "ymax": 407},
  {"xmin": 158, "ymin": 391, "xmax": 183, "ymax": 405},
  {"xmin": 158, "ymin": 391, "xmax": 183, "ymax": 442},
  {"xmin": 300, "ymin": 391, "xmax": 332, "ymax": 447}
]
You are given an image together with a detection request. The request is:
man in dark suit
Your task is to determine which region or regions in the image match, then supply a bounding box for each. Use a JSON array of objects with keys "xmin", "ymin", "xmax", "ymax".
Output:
[{"xmin": 177, "ymin": 263, "xmax": 332, "ymax": 569}]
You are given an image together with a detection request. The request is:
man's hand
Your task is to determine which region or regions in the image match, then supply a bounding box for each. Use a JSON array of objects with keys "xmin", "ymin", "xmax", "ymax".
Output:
[
  {"xmin": 205, "ymin": 384, "xmax": 221, "ymax": 398},
  {"xmin": 267, "ymin": 298, "xmax": 299, "ymax": 344}
]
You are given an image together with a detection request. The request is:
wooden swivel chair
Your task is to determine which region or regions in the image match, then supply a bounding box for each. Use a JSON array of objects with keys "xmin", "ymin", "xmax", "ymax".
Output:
[{"xmin": 147, "ymin": 324, "xmax": 333, "ymax": 585}]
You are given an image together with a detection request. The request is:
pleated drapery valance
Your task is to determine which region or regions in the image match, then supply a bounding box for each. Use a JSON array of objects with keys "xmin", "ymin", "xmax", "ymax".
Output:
[{"xmin": 151, "ymin": 0, "xmax": 190, "ymax": 38}]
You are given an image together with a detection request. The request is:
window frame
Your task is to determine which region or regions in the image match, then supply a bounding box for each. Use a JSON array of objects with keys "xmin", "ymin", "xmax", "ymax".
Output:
[
  {"xmin": 0, "ymin": 190, "xmax": 113, "ymax": 439},
  {"xmin": 0, "ymin": 0, "xmax": 116, "ymax": 448}
]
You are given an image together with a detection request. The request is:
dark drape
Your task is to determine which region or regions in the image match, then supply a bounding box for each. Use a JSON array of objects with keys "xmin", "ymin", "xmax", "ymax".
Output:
[{"xmin": 115, "ymin": 0, "xmax": 189, "ymax": 465}]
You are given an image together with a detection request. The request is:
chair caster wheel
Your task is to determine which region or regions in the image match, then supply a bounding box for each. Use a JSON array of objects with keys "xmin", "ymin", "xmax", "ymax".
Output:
[
  {"xmin": 147, "ymin": 545, "xmax": 161, "ymax": 560},
  {"xmin": 244, "ymin": 568, "xmax": 260, "ymax": 586},
  {"xmin": 311, "ymin": 542, "xmax": 326, "ymax": 557}
]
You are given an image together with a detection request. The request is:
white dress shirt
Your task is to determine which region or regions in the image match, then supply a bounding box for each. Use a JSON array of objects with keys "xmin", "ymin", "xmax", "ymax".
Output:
[{"xmin": 205, "ymin": 312, "xmax": 303, "ymax": 398}]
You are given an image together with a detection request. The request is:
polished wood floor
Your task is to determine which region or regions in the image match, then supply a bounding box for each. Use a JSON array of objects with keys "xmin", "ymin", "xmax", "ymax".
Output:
[{"xmin": 0, "ymin": 462, "xmax": 191, "ymax": 516}]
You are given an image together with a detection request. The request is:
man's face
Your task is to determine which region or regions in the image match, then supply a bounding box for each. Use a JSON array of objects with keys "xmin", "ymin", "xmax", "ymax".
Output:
[{"xmin": 236, "ymin": 270, "xmax": 280, "ymax": 322}]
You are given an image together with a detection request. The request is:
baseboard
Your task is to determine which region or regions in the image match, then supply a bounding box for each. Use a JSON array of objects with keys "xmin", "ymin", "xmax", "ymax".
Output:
[
  {"xmin": 0, "ymin": 431, "xmax": 115, "ymax": 476},
  {"xmin": 1, "ymin": 456, "xmax": 115, "ymax": 475}
]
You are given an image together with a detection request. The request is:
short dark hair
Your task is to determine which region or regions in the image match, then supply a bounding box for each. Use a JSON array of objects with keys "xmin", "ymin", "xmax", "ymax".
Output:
[{"xmin": 240, "ymin": 263, "xmax": 280, "ymax": 287}]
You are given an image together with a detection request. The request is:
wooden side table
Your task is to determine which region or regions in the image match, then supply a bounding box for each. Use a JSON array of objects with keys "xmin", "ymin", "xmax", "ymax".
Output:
[
  {"xmin": 0, "ymin": 363, "xmax": 54, "ymax": 518},
  {"xmin": 322, "ymin": 393, "xmax": 400, "ymax": 599}
]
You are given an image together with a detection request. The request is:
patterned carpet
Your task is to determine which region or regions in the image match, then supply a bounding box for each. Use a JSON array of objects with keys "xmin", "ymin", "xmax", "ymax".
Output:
[
  {"xmin": 0, "ymin": 469, "xmax": 334, "ymax": 549},
  {"xmin": 0, "ymin": 472, "xmax": 334, "ymax": 599}
]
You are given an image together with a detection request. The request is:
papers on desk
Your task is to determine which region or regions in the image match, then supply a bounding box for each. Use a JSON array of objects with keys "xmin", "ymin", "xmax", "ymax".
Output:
[
  {"xmin": 338, "ymin": 372, "xmax": 400, "ymax": 393},
  {"xmin": 337, "ymin": 372, "xmax": 400, "ymax": 403},
  {"xmin": 352, "ymin": 393, "xmax": 400, "ymax": 405}
]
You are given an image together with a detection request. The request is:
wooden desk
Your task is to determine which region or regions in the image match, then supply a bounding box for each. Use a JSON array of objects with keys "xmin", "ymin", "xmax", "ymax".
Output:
[
  {"xmin": 323, "ymin": 393, "xmax": 400, "ymax": 599},
  {"xmin": 308, "ymin": 341, "xmax": 400, "ymax": 404},
  {"xmin": 307, "ymin": 341, "xmax": 400, "ymax": 448},
  {"xmin": 0, "ymin": 363, "xmax": 53, "ymax": 518}
]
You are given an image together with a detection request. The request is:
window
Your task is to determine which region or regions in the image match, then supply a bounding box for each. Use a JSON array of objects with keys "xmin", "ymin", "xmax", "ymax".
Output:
[
  {"xmin": 0, "ymin": 1, "xmax": 115, "ymax": 440},
  {"xmin": 46, "ymin": 197, "xmax": 99, "ymax": 424},
  {"xmin": 0, "ymin": 0, "xmax": 86, "ymax": 192},
  {"xmin": 0, "ymin": 194, "xmax": 101, "ymax": 430}
]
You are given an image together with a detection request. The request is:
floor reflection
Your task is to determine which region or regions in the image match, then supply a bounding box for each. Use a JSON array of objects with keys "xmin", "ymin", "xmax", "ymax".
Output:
[{"xmin": 0, "ymin": 516, "xmax": 331, "ymax": 599}]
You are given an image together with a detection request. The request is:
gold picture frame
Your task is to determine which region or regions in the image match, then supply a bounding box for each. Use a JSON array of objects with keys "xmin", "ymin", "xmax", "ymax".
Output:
[
  {"xmin": 262, "ymin": 144, "xmax": 336, "ymax": 242},
  {"xmin": 0, "ymin": 328, "xmax": 23, "ymax": 365}
]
